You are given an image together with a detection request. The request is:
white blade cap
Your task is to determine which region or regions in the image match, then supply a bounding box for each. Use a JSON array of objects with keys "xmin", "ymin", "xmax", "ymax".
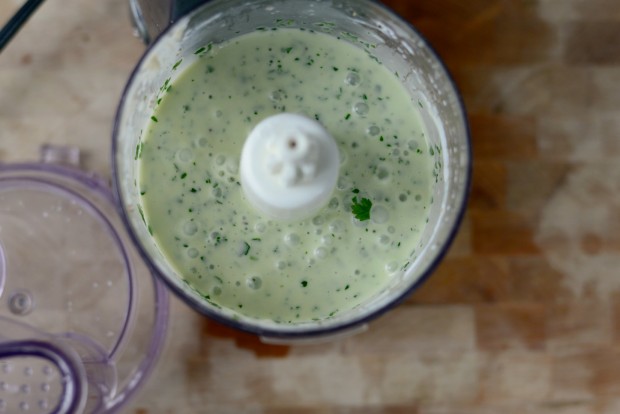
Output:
[{"xmin": 240, "ymin": 113, "xmax": 340, "ymax": 221}]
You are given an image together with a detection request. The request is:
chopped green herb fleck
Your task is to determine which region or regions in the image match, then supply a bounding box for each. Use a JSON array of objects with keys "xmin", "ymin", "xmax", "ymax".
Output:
[
  {"xmin": 351, "ymin": 196, "xmax": 372, "ymax": 221},
  {"xmin": 180, "ymin": 172, "xmax": 187, "ymax": 179},
  {"xmin": 194, "ymin": 47, "xmax": 206, "ymax": 55},
  {"xmin": 137, "ymin": 204, "xmax": 146, "ymax": 224},
  {"xmin": 345, "ymin": 113, "xmax": 351, "ymax": 120},
  {"xmin": 352, "ymin": 188, "xmax": 360, "ymax": 194},
  {"xmin": 301, "ymin": 280, "xmax": 308, "ymax": 287},
  {"xmin": 190, "ymin": 188, "xmax": 198, "ymax": 193},
  {"xmin": 134, "ymin": 142, "xmax": 143, "ymax": 160},
  {"xmin": 172, "ymin": 59, "xmax": 182, "ymax": 70},
  {"xmin": 243, "ymin": 241, "xmax": 251, "ymax": 256},
  {"xmin": 151, "ymin": 116, "xmax": 158, "ymax": 123}
]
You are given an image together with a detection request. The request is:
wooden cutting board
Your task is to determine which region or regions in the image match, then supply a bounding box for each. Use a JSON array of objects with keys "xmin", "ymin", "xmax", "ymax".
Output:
[{"xmin": 1, "ymin": 0, "xmax": 620, "ymax": 413}]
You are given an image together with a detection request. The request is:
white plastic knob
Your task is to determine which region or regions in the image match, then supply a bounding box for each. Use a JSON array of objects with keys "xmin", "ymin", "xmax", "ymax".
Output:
[{"xmin": 240, "ymin": 113, "xmax": 340, "ymax": 221}]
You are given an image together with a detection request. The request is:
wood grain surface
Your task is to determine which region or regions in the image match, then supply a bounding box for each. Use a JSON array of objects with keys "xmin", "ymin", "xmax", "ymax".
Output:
[{"xmin": 1, "ymin": 0, "xmax": 619, "ymax": 413}]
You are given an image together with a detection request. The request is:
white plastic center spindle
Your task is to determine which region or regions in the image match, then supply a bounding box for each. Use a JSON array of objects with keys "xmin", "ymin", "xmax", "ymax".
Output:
[{"xmin": 240, "ymin": 113, "xmax": 340, "ymax": 221}]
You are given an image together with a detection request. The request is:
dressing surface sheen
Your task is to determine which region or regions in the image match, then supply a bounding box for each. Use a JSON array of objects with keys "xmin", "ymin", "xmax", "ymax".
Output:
[{"xmin": 139, "ymin": 28, "xmax": 433, "ymax": 323}]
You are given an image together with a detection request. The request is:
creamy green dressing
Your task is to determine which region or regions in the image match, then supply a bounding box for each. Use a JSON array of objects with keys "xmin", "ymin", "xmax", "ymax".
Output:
[{"xmin": 138, "ymin": 28, "xmax": 433, "ymax": 323}]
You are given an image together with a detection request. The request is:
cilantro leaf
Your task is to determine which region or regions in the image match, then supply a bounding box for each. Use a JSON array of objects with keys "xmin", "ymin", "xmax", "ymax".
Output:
[{"xmin": 351, "ymin": 196, "xmax": 372, "ymax": 221}]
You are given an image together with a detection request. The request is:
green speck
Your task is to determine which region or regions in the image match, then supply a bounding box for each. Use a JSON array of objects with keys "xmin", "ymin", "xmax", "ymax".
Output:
[
  {"xmin": 284, "ymin": 47, "xmax": 293, "ymax": 54},
  {"xmin": 352, "ymin": 188, "xmax": 360, "ymax": 194},
  {"xmin": 301, "ymin": 280, "xmax": 308, "ymax": 288},
  {"xmin": 180, "ymin": 172, "xmax": 187, "ymax": 179},
  {"xmin": 351, "ymin": 196, "xmax": 372, "ymax": 221},
  {"xmin": 333, "ymin": 66, "xmax": 339, "ymax": 71},
  {"xmin": 243, "ymin": 241, "xmax": 250, "ymax": 256},
  {"xmin": 172, "ymin": 59, "xmax": 182, "ymax": 70},
  {"xmin": 345, "ymin": 284, "xmax": 350, "ymax": 290},
  {"xmin": 137, "ymin": 204, "xmax": 146, "ymax": 225},
  {"xmin": 345, "ymin": 113, "xmax": 351, "ymax": 120},
  {"xmin": 150, "ymin": 116, "xmax": 158, "ymax": 123},
  {"xmin": 194, "ymin": 46, "xmax": 206, "ymax": 55},
  {"xmin": 134, "ymin": 142, "xmax": 143, "ymax": 160},
  {"xmin": 190, "ymin": 188, "xmax": 198, "ymax": 193}
]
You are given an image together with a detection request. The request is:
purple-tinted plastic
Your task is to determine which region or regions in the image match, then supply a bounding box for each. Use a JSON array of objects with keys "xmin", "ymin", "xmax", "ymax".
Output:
[
  {"xmin": 0, "ymin": 340, "xmax": 85, "ymax": 414},
  {"xmin": 0, "ymin": 175, "xmax": 133, "ymax": 359},
  {"xmin": 112, "ymin": 0, "xmax": 471, "ymax": 340},
  {"xmin": 0, "ymin": 237, "xmax": 5, "ymax": 299},
  {"xmin": 0, "ymin": 163, "xmax": 170, "ymax": 413}
]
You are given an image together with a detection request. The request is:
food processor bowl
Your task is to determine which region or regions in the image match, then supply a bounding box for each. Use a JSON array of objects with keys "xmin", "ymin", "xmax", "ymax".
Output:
[
  {"xmin": 113, "ymin": 0, "xmax": 470, "ymax": 341},
  {"xmin": 0, "ymin": 149, "xmax": 169, "ymax": 413}
]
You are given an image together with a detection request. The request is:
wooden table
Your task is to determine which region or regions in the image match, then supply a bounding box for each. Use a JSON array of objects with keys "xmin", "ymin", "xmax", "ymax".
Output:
[{"xmin": 1, "ymin": 0, "xmax": 619, "ymax": 412}]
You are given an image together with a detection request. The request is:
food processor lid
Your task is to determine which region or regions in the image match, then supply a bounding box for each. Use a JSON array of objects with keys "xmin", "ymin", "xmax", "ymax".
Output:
[{"xmin": 0, "ymin": 145, "xmax": 169, "ymax": 414}]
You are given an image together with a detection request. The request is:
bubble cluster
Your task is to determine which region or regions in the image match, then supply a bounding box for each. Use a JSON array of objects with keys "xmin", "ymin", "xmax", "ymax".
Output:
[
  {"xmin": 367, "ymin": 125, "xmax": 380, "ymax": 136},
  {"xmin": 314, "ymin": 247, "xmax": 328, "ymax": 259},
  {"xmin": 284, "ymin": 233, "xmax": 300, "ymax": 246},
  {"xmin": 376, "ymin": 167, "xmax": 390, "ymax": 181},
  {"xmin": 321, "ymin": 235, "xmax": 333, "ymax": 246},
  {"xmin": 187, "ymin": 248, "xmax": 199, "ymax": 258},
  {"xmin": 329, "ymin": 220, "xmax": 344, "ymax": 233},
  {"xmin": 176, "ymin": 148, "xmax": 193, "ymax": 163},
  {"xmin": 183, "ymin": 221, "xmax": 198, "ymax": 236},
  {"xmin": 353, "ymin": 102, "xmax": 369, "ymax": 116},
  {"xmin": 345, "ymin": 72, "xmax": 360, "ymax": 86},
  {"xmin": 328, "ymin": 198, "xmax": 339, "ymax": 209},
  {"xmin": 246, "ymin": 276, "xmax": 262, "ymax": 290},
  {"xmin": 385, "ymin": 261, "xmax": 399, "ymax": 273},
  {"xmin": 195, "ymin": 137, "xmax": 208, "ymax": 148},
  {"xmin": 269, "ymin": 89, "xmax": 283, "ymax": 101},
  {"xmin": 378, "ymin": 235, "xmax": 390, "ymax": 246},
  {"xmin": 370, "ymin": 205, "xmax": 389, "ymax": 224}
]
